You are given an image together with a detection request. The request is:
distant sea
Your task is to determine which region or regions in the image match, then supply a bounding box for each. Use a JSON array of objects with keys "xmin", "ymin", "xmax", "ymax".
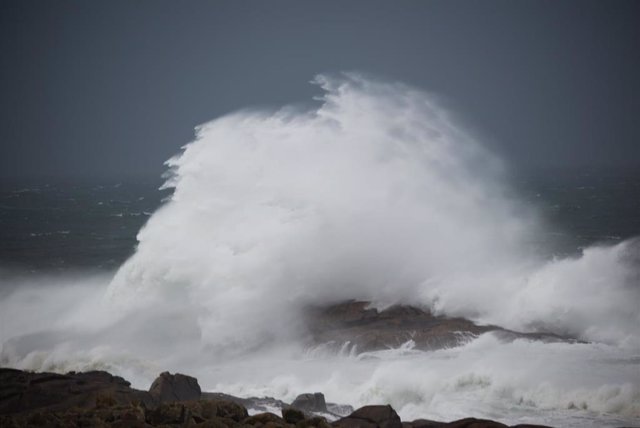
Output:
[
  {"xmin": 1, "ymin": 167, "xmax": 639, "ymax": 275},
  {"xmin": 0, "ymin": 177, "xmax": 168, "ymax": 274}
]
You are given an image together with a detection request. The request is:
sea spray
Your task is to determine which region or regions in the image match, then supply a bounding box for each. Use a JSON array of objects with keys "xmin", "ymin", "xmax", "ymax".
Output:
[
  {"xmin": 108, "ymin": 73, "xmax": 639, "ymax": 349},
  {"xmin": 1, "ymin": 73, "xmax": 638, "ymax": 427}
]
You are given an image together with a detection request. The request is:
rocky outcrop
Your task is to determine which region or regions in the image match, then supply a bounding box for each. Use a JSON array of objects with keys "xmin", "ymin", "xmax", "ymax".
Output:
[
  {"xmin": 292, "ymin": 392, "xmax": 328, "ymax": 413},
  {"xmin": 0, "ymin": 367, "xmax": 154, "ymax": 415},
  {"xmin": 404, "ymin": 419, "xmax": 553, "ymax": 428},
  {"xmin": 0, "ymin": 368, "xmax": 562, "ymax": 428},
  {"xmin": 305, "ymin": 301, "xmax": 575, "ymax": 353},
  {"xmin": 149, "ymin": 371, "xmax": 201, "ymax": 403}
]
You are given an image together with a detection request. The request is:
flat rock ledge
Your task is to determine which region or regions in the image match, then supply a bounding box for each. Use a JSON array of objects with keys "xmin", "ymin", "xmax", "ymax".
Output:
[
  {"xmin": 0, "ymin": 368, "xmax": 563, "ymax": 428},
  {"xmin": 305, "ymin": 301, "xmax": 579, "ymax": 353}
]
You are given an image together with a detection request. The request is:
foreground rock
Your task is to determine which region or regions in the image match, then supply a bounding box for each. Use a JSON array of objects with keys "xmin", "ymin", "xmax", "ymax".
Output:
[
  {"xmin": 0, "ymin": 368, "xmax": 559, "ymax": 427},
  {"xmin": 305, "ymin": 301, "xmax": 576, "ymax": 352},
  {"xmin": 335, "ymin": 405, "xmax": 402, "ymax": 428},
  {"xmin": 0, "ymin": 368, "xmax": 155, "ymax": 414}
]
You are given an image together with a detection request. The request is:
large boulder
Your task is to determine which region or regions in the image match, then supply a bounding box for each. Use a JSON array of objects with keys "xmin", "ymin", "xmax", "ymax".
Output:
[
  {"xmin": 292, "ymin": 392, "xmax": 328, "ymax": 413},
  {"xmin": 148, "ymin": 371, "xmax": 201, "ymax": 403},
  {"xmin": 403, "ymin": 419, "xmax": 446, "ymax": 428},
  {"xmin": 334, "ymin": 405, "xmax": 402, "ymax": 428}
]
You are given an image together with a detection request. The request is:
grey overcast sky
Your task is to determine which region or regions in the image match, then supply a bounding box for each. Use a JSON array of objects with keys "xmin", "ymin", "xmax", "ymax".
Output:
[{"xmin": 1, "ymin": 0, "xmax": 639, "ymax": 180}]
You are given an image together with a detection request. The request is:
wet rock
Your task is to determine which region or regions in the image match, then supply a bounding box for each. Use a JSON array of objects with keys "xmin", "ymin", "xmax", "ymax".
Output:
[
  {"xmin": 335, "ymin": 405, "xmax": 402, "ymax": 428},
  {"xmin": 0, "ymin": 368, "xmax": 153, "ymax": 414},
  {"xmin": 148, "ymin": 371, "xmax": 201, "ymax": 403},
  {"xmin": 305, "ymin": 301, "xmax": 578, "ymax": 353},
  {"xmin": 442, "ymin": 418, "xmax": 508, "ymax": 428},
  {"xmin": 306, "ymin": 301, "xmax": 491, "ymax": 352},
  {"xmin": 403, "ymin": 420, "xmax": 447, "ymax": 428},
  {"xmin": 333, "ymin": 417, "xmax": 378, "ymax": 428},
  {"xmin": 283, "ymin": 407, "xmax": 306, "ymax": 423},
  {"xmin": 292, "ymin": 393, "xmax": 327, "ymax": 413},
  {"xmin": 510, "ymin": 425, "xmax": 553, "ymax": 428},
  {"xmin": 298, "ymin": 416, "xmax": 333, "ymax": 428},
  {"xmin": 198, "ymin": 417, "xmax": 243, "ymax": 428},
  {"xmin": 0, "ymin": 368, "xmax": 562, "ymax": 428},
  {"xmin": 145, "ymin": 402, "xmax": 190, "ymax": 425},
  {"xmin": 215, "ymin": 400, "xmax": 250, "ymax": 421}
]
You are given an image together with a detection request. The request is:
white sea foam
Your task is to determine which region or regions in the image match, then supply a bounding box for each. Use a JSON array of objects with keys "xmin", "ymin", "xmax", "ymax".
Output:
[
  {"xmin": 1, "ymin": 73, "xmax": 639, "ymax": 427},
  {"xmin": 108, "ymin": 73, "xmax": 639, "ymax": 349}
]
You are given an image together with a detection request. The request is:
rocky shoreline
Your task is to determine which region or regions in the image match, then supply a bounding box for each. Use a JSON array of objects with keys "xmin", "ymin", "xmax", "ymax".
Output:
[
  {"xmin": 0, "ymin": 303, "xmax": 601, "ymax": 428},
  {"xmin": 0, "ymin": 368, "xmax": 564, "ymax": 428}
]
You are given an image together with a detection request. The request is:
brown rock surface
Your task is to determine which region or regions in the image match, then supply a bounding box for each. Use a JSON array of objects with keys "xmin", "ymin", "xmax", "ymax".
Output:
[
  {"xmin": 282, "ymin": 407, "xmax": 306, "ymax": 424},
  {"xmin": 292, "ymin": 392, "xmax": 328, "ymax": 413},
  {"xmin": 305, "ymin": 301, "xmax": 575, "ymax": 352},
  {"xmin": 441, "ymin": 418, "xmax": 508, "ymax": 428},
  {"xmin": 149, "ymin": 371, "xmax": 201, "ymax": 403},
  {"xmin": 0, "ymin": 367, "xmax": 154, "ymax": 414},
  {"xmin": 402, "ymin": 419, "xmax": 447, "ymax": 428},
  {"xmin": 334, "ymin": 405, "xmax": 402, "ymax": 428}
]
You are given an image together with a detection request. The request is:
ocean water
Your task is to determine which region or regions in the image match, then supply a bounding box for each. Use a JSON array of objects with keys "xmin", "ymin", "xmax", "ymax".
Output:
[
  {"xmin": 1, "ymin": 74, "xmax": 639, "ymax": 427},
  {"xmin": 0, "ymin": 178, "xmax": 167, "ymax": 274},
  {"xmin": 2, "ymin": 169, "xmax": 638, "ymax": 275}
]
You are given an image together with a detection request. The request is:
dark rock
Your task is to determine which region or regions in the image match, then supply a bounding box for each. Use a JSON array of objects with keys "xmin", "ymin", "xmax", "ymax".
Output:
[
  {"xmin": 0, "ymin": 368, "xmax": 563, "ymax": 428},
  {"xmin": 0, "ymin": 368, "xmax": 153, "ymax": 415},
  {"xmin": 292, "ymin": 393, "xmax": 327, "ymax": 413},
  {"xmin": 299, "ymin": 416, "xmax": 333, "ymax": 428},
  {"xmin": 283, "ymin": 407, "xmax": 306, "ymax": 423},
  {"xmin": 198, "ymin": 416, "xmax": 243, "ymax": 428},
  {"xmin": 404, "ymin": 420, "xmax": 447, "ymax": 428},
  {"xmin": 148, "ymin": 371, "xmax": 201, "ymax": 403},
  {"xmin": 111, "ymin": 421, "xmax": 152, "ymax": 428},
  {"xmin": 215, "ymin": 400, "xmax": 250, "ymax": 422},
  {"xmin": 335, "ymin": 405, "xmax": 402, "ymax": 428},
  {"xmin": 333, "ymin": 417, "xmax": 378, "ymax": 428},
  {"xmin": 305, "ymin": 301, "xmax": 492, "ymax": 353},
  {"xmin": 305, "ymin": 301, "xmax": 577, "ymax": 353},
  {"xmin": 145, "ymin": 402, "xmax": 190, "ymax": 425},
  {"xmin": 442, "ymin": 418, "xmax": 508, "ymax": 428},
  {"xmin": 510, "ymin": 425, "xmax": 553, "ymax": 428}
]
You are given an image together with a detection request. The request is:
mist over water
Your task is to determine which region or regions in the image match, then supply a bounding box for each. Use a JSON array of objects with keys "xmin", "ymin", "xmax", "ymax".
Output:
[{"xmin": 1, "ymin": 74, "xmax": 639, "ymax": 426}]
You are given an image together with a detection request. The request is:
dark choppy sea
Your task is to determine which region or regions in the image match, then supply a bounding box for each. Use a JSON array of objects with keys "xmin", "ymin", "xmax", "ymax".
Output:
[{"xmin": 0, "ymin": 177, "xmax": 168, "ymax": 273}]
